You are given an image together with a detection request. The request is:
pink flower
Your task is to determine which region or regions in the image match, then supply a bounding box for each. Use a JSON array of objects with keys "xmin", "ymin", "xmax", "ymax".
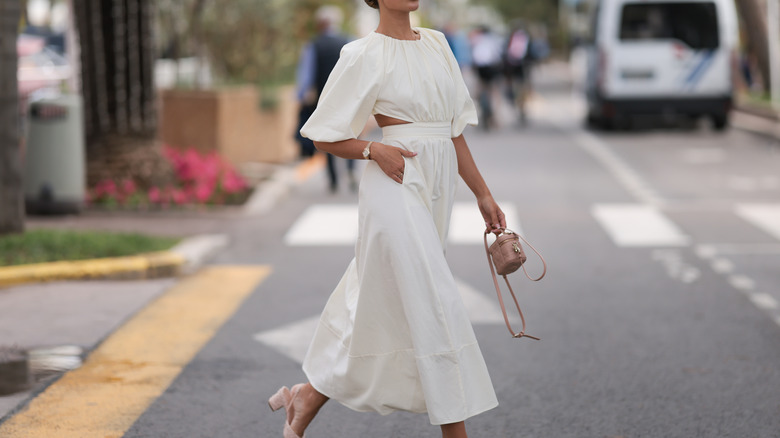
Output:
[
  {"xmin": 148, "ymin": 187, "xmax": 162, "ymax": 203},
  {"xmin": 98, "ymin": 180, "xmax": 117, "ymax": 196},
  {"xmin": 121, "ymin": 179, "xmax": 136, "ymax": 195},
  {"xmin": 221, "ymin": 170, "xmax": 247, "ymax": 193},
  {"xmin": 193, "ymin": 182, "xmax": 214, "ymax": 202},
  {"xmin": 171, "ymin": 188, "xmax": 188, "ymax": 205}
]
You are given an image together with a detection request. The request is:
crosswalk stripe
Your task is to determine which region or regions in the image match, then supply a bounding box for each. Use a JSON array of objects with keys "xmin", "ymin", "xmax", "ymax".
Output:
[
  {"xmin": 253, "ymin": 277, "xmax": 507, "ymax": 364},
  {"xmin": 449, "ymin": 202, "xmax": 520, "ymax": 244},
  {"xmin": 592, "ymin": 204, "xmax": 690, "ymax": 247},
  {"xmin": 735, "ymin": 204, "xmax": 780, "ymax": 241},
  {"xmin": 285, "ymin": 202, "xmax": 519, "ymax": 246},
  {"xmin": 284, "ymin": 204, "xmax": 359, "ymax": 246}
]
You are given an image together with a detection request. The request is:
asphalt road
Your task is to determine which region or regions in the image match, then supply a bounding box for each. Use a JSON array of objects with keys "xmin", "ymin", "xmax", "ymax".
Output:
[{"xmin": 125, "ymin": 69, "xmax": 780, "ymax": 438}]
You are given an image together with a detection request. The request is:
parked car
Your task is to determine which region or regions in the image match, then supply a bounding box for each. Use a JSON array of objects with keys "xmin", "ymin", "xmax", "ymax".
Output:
[{"xmin": 582, "ymin": 0, "xmax": 739, "ymax": 130}]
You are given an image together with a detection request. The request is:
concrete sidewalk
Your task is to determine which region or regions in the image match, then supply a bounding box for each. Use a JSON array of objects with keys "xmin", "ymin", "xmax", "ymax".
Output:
[
  {"xmin": 0, "ymin": 278, "xmax": 175, "ymax": 420},
  {"xmin": 0, "ymin": 155, "xmax": 325, "ymax": 423}
]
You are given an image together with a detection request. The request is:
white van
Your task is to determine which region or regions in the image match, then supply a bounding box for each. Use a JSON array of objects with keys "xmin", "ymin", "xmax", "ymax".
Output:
[{"xmin": 582, "ymin": 0, "xmax": 739, "ymax": 129}]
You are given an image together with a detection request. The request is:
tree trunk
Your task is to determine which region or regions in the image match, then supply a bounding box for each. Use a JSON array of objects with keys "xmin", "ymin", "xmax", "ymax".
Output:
[
  {"xmin": 73, "ymin": 1, "xmax": 171, "ymax": 189},
  {"xmin": 0, "ymin": 0, "xmax": 24, "ymax": 235},
  {"xmin": 735, "ymin": 0, "xmax": 772, "ymax": 91}
]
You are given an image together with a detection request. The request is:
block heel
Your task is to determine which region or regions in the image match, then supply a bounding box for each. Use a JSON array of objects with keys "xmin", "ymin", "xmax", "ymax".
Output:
[{"xmin": 268, "ymin": 386, "xmax": 289, "ymax": 412}]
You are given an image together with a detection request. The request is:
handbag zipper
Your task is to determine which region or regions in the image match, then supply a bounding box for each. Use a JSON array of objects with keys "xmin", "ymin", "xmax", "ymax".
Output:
[{"xmin": 498, "ymin": 239, "xmax": 522, "ymax": 253}]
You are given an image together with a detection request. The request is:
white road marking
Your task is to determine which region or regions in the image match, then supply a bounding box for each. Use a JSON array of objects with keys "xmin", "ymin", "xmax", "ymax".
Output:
[
  {"xmin": 729, "ymin": 275, "xmax": 756, "ymax": 291},
  {"xmin": 681, "ymin": 148, "xmax": 726, "ymax": 165},
  {"xmin": 748, "ymin": 293, "xmax": 779, "ymax": 310},
  {"xmin": 652, "ymin": 250, "xmax": 700, "ymax": 283},
  {"xmin": 592, "ymin": 204, "xmax": 690, "ymax": 247},
  {"xmin": 253, "ymin": 315, "xmax": 320, "ymax": 364},
  {"xmin": 571, "ymin": 130, "xmax": 664, "ymax": 206},
  {"xmin": 695, "ymin": 243, "xmax": 780, "ymax": 256},
  {"xmin": 735, "ymin": 204, "xmax": 780, "ymax": 241},
  {"xmin": 710, "ymin": 258, "xmax": 735, "ymax": 274},
  {"xmin": 449, "ymin": 202, "xmax": 519, "ymax": 244},
  {"xmin": 285, "ymin": 202, "xmax": 520, "ymax": 246},
  {"xmin": 285, "ymin": 204, "xmax": 359, "ymax": 246},
  {"xmin": 695, "ymin": 245, "xmax": 718, "ymax": 259},
  {"xmin": 253, "ymin": 278, "xmax": 507, "ymax": 364}
]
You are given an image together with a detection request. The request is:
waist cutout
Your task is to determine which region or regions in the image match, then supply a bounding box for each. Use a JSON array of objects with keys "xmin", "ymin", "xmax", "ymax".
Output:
[{"xmin": 381, "ymin": 121, "xmax": 451, "ymax": 139}]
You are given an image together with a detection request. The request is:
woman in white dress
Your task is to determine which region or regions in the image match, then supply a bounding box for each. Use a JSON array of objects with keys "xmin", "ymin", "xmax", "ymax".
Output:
[{"xmin": 268, "ymin": 1, "xmax": 507, "ymax": 437}]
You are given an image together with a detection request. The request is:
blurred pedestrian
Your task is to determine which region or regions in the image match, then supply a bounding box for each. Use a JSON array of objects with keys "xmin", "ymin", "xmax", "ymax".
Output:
[
  {"xmin": 504, "ymin": 20, "xmax": 532, "ymax": 125},
  {"xmin": 270, "ymin": 0, "xmax": 507, "ymax": 437},
  {"xmin": 295, "ymin": 6, "xmax": 356, "ymax": 193},
  {"xmin": 442, "ymin": 22, "xmax": 472, "ymax": 69},
  {"xmin": 470, "ymin": 25, "xmax": 504, "ymax": 130}
]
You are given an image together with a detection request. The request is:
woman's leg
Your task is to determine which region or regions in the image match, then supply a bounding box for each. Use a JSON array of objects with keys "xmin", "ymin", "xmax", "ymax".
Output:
[
  {"xmin": 290, "ymin": 383, "xmax": 329, "ymax": 436},
  {"xmin": 440, "ymin": 421, "xmax": 468, "ymax": 438}
]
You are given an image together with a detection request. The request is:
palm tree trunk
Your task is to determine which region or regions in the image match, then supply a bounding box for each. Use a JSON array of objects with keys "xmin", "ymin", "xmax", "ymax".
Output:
[
  {"xmin": 74, "ymin": 1, "xmax": 166, "ymax": 188},
  {"xmin": 0, "ymin": 0, "xmax": 24, "ymax": 235}
]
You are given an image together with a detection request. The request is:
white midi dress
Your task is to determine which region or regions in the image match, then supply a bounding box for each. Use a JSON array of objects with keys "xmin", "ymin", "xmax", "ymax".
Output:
[{"xmin": 299, "ymin": 27, "xmax": 498, "ymax": 426}]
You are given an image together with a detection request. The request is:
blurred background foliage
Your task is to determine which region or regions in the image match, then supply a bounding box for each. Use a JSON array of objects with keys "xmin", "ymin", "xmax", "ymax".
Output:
[
  {"xmin": 156, "ymin": 0, "xmax": 355, "ymax": 87},
  {"xmin": 473, "ymin": 0, "xmax": 559, "ymax": 25}
]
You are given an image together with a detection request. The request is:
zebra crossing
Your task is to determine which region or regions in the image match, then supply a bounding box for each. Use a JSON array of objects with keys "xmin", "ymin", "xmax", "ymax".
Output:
[
  {"xmin": 283, "ymin": 201, "xmax": 780, "ymax": 249},
  {"xmin": 257, "ymin": 200, "xmax": 780, "ymax": 360}
]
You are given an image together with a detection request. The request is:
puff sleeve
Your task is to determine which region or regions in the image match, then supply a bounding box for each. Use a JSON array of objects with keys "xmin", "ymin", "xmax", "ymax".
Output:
[
  {"xmin": 437, "ymin": 33, "xmax": 478, "ymax": 137},
  {"xmin": 300, "ymin": 39, "xmax": 383, "ymax": 143}
]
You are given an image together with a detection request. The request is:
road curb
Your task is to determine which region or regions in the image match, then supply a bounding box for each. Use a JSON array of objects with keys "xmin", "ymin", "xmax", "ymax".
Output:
[
  {"xmin": 0, "ymin": 233, "xmax": 229, "ymax": 288},
  {"xmin": 242, "ymin": 154, "xmax": 325, "ymax": 216},
  {"xmin": 732, "ymin": 109, "xmax": 780, "ymax": 142}
]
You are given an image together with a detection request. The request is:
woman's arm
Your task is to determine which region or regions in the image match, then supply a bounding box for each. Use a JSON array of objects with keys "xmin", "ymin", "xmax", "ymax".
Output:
[
  {"xmin": 314, "ymin": 139, "xmax": 416, "ymax": 185},
  {"xmin": 452, "ymin": 134, "xmax": 506, "ymax": 232}
]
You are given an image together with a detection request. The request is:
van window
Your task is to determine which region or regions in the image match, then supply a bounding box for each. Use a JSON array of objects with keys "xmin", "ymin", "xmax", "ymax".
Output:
[{"xmin": 619, "ymin": 2, "xmax": 719, "ymax": 49}]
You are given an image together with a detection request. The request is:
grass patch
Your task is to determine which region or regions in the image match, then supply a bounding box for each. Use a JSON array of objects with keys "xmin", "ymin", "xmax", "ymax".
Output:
[{"xmin": 0, "ymin": 229, "xmax": 180, "ymax": 267}]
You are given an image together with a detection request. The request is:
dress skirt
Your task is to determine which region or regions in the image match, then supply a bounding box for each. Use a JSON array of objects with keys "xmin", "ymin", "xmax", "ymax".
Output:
[{"xmin": 302, "ymin": 122, "xmax": 498, "ymax": 425}]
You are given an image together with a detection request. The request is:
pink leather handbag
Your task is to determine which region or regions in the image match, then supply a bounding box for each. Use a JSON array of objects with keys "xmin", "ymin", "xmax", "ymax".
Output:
[{"xmin": 483, "ymin": 228, "xmax": 547, "ymax": 340}]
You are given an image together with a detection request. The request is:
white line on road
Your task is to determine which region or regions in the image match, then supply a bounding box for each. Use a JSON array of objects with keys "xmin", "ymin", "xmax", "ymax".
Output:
[
  {"xmin": 748, "ymin": 293, "xmax": 779, "ymax": 310},
  {"xmin": 285, "ymin": 204, "xmax": 359, "ymax": 246},
  {"xmin": 449, "ymin": 203, "xmax": 519, "ymax": 245},
  {"xmin": 285, "ymin": 202, "xmax": 519, "ymax": 246},
  {"xmin": 696, "ymin": 243, "xmax": 780, "ymax": 256},
  {"xmin": 695, "ymin": 245, "xmax": 718, "ymax": 259},
  {"xmin": 592, "ymin": 204, "xmax": 690, "ymax": 247},
  {"xmin": 253, "ymin": 278, "xmax": 507, "ymax": 364},
  {"xmin": 570, "ymin": 130, "xmax": 664, "ymax": 206},
  {"xmin": 735, "ymin": 204, "xmax": 780, "ymax": 241},
  {"xmin": 729, "ymin": 275, "xmax": 756, "ymax": 292},
  {"xmin": 710, "ymin": 258, "xmax": 735, "ymax": 274}
]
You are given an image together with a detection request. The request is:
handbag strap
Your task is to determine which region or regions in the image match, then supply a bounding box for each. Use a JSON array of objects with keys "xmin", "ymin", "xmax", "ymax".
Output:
[
  {"xmin": 483, "ymin": 230, "xmax": 544, "ymax": 340},
  {"xmin": 515, "ymin": 232, "xmax": 547, "ymax": 282}
]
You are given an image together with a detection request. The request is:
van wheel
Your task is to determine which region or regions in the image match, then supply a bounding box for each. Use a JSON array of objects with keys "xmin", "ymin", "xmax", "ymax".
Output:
[
  {"xmin": 712, "ymin": 114, "xmax": 728, "ymax": 131},
  {"xmin": 586, "ymin": 114, "xmax": 601, "ymax": 129}
]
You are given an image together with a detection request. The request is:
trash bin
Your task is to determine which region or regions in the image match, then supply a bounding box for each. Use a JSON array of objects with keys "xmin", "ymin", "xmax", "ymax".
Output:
[{"xmin": 23, "ymin": 94, "xmax": 85, "ymax": 214}]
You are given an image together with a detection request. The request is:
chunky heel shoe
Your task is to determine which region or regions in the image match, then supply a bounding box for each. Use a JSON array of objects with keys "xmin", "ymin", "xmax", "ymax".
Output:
[
  {"xmin": 268, "ymin": 386, "xmax": 289, "ymax": 412},
  {"xmin": 268, "ymin": 386, "xmax": 304, "ymax": 438}
]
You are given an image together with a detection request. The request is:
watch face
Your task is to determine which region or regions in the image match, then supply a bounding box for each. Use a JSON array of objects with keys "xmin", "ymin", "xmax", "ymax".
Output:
[{"xmin": 363, "ymin": 149, "xmax": 370, "ymax": 158}]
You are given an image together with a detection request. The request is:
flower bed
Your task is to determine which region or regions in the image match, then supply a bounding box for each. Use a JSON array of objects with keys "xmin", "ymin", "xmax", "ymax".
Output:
[{"xmin": 88, "ymin": 146, "xmax": 251, "ymax": 209}]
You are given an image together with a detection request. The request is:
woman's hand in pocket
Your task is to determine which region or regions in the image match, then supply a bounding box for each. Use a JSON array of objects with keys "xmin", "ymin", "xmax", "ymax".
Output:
[{"xmin": 370, "ymin": 143, "xmax": 417, "ymax": 184}]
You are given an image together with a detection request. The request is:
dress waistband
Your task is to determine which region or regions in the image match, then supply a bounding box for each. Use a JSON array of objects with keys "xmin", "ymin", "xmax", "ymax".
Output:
[{"xmin": 381, "ymin": 121, "xmax": 451, "ymax": 139}]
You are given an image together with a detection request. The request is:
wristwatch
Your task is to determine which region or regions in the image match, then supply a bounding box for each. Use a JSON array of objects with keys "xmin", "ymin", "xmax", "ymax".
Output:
[{"xmin": 362, "ymin": 141, "xmax": 373, "ymax": 160}]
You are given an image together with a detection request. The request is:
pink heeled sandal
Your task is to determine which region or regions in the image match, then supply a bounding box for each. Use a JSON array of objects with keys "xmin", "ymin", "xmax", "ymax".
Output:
[{"xmin": 268, "ymin": 386, "xmax": 305, "ymax": 438}]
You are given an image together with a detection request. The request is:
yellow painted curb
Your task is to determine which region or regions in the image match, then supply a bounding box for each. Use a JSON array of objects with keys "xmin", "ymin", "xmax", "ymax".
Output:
[
  {"xmin": 0, "ymin": 251, "xmax": 187, "ymax": 288},
  {"xmin": 0, "ymin": 265, "xmax": 271, "ymax": 438}
]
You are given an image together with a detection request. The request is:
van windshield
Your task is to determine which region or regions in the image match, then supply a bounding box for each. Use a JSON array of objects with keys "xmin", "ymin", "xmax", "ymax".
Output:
[{"xmin": 619, "ymin": 2, "xmax": 719, "ymax": 49}]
